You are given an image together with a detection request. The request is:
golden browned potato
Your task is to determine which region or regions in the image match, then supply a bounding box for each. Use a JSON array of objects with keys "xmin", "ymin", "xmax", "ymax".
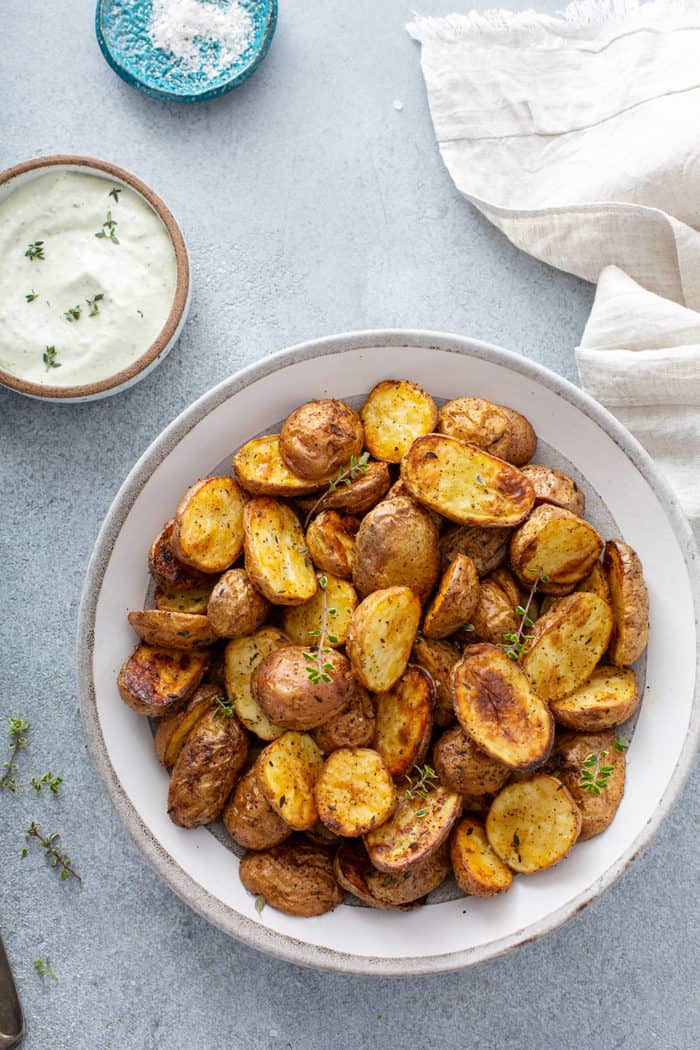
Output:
[
  {"xmin": 485, "ymin": 775, "xmax": 582, "ymax": 873},
  {"xmin": 315, "ymin": 748, "xmax": 397, "ymax": 836},
  {"xmin": 438, "ymin": 397, "xmax": 511, "ymax": 457},
  {"xmin": 127, "ymin": 609, "xmax": 217, "ymax": 651},
  {"xmin": 489, "ymin": 567, "xmax": 527, "ymax": 611},
  {"xmin": 433, "ymin": 725, "xmax": 510, "ymax": 796},
  {"xmin": 239, "ymin": 840, "xmax": 343, "ymax": 917},
  {"xmin": 575, "ymin": 561, "xmax": 611, "ymax": 603},
  {"xmin": 364, "ymin": 783, "xmax": 462, "ymax": 873},
  {"xmin": 374, "ymin": 666, "xmax": 435, "ymax": 777},
  {"xmin": 523, "ymin": 593, "xmax": 614, "ymax": 701},
  {"xmin": 352, "ymin": 497, "xmax": 440, "ymax": 601},
  {"xmin": 335, "ymin": 840, "xmax": 451, "ymax": 908},
  {"xmin": 233, "ymin": 435, "xmax": 328, "ymax": 496},
  {"xmin": 439, "ymin": 524, "xmax": 512, "ymax": 576},
  {"xmin": 279, "ymin": 400, "xmax": 364, "ymax": 480},
  {"xmin": 149, "ymin": 520, "xmax": 209, "ymax": 590},
  {"xmin": 312, "ymin": 687, "xmax": 376, "ymax": 753},
  {"xmin": 411, "ymin": 636, "xmax": 460, "ymax": 726},
  {"xmin": 154, "ymin": 684, "xmax": 219, "ymax": 767},
  {"xmin": 510, "ymin": 505, "xmax": 604, "ymax": 591},
  {"xmin": 361, "ymin": 379, "xmax": 438, "ymax": 463},
  {"xmin": 498, "ymin": 406, "xmax": 537, "ymax": 466},
  {"xmin": 305, "ymin": 511, "xmax": 360, "ymax": 579},
  {"xmin": 550, "ymin": 666, "xmax": 640, "ymax": 731},
  {"xmin": 243, "ymin": 498, "xmax": 317, "ymax": 605},
  {"xmin": 282, "ymin": 574, "xmax": 358, "ymax": 649},
  {"xmin": 603, "ymin": 540, "xmax": 650, "ymax": 666},
  {"xmin": 345, "ymin": 586, "xmax": 422, "ymax": 692},
  {"xmin": 117, "ymin": 644, "xmax": 211, "ymax": 717},
  {"xmin": 256, "ymin": 732, "xmax": 324, "ymax": 830},
  {"xmin": 206, "ymin": 568, "xmax": 269, "ymax": 639},
  {"xmin": 297, "ymin": 460, "xmax": 391, "ymax": 518},
  {"xmin": 520, "ymin": 465, "xmax": 585, "ymax": 517},
  {"xmin": 548, "ymin": 731, "xmax": 626, "ymax": 841},
  {"xmin": 171, "ymin": 476, "xmax": 246, "ymax": 574},
  {"xmin": 450, "ymin": 816, "xmax": 513, "ymax": 897},
  {"xmin": 423, "ymin": 555, "xmax": 480, "ymax": 639},
  {"xmin": 469, "ymin": 577, "xmax": 519, "ymax": 645},
  {"xmin": 451, "ymin": 643, "xmax": 554, "ymax": 770},
  {"xmin": 252, "ymin": 645, "xmax": 356, "ymax": 731},
  {"xmin": 223, "ymin": 627, "xmax": 290, "ymax": 740},
  {"xmin": 222, "ymin": 765, "xmax": 292, "ymax": 850},
  {"xmin": 154, "ymin": 582, "xmax": 215, "ymax": 614},
  {"xmin": 167, "ymin": 706, "xmax": 248, "ymax": 827},
  {"xmin": 401, "ymin": 435, "xmax": 535, "ymax": 527}
]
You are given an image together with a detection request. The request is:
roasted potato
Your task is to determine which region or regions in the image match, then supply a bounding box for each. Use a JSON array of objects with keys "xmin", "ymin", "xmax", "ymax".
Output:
[
  {"xmin": 550, "ymin": 666, "xmax": 640, "ymax": 731},
  {"xmin": 172, "ymin": 476, "xmax": 246, "ymax": 574},
  {"xmin": 352, "ymin": 496, "xmax": 440, "ymax": 601},
  {"xmin": 206, "ymin": 568, "xmax": 270, "ymax": 639},
  {"xmin": 154, "ymin": 582, "xmax": 215, "ymax": 614},
  {"xmin": 489, "ymin": 566, "xmax": 527, "ymax": 611},
  {"xmin": 279, "ymin": 400, "xmax": 364, "ymax": 480},
  {"xmin": 297, "ymin": 460, "xmax": 391, "ymax": 518},
  {"xmin": 315, "ymin": 747, "xmax": 397, "ymax": 836},
  {"xmin": 361, "ymin": 379, "xmax": 438, "ymax": 463},
  {"xmin": 575, "ymin": 561, "xmax": 611, "ymax": 603},
  {"xmin": 312, "ymin": 687, "xmax": 376, "ymax": 753},
  {"xmin": 243, "ymin": 497, "xmax": 317, "ymax": 605},
  {"xmin": 523, "ymin": 593, "xmax": 613, "ymax": 702},
  {"xmin": 450, "ymin": 816, "xmax": 513, "ymax": 897},
  {"xmin": 451, "ymin": 643, "xmax": 554, "ymax": 770},
  {"xmin": 485, "ymin": 775, "xmax": 582, "ymax": 873},
  {"xmin": 154, "ymin": 684, "xmax": 219, "ymax": 768},
  {"xmin": 252, "ymin": 645, "xmax": 356, "ymax": 731},
  {"xmin": 233, "ymin": 435, "xmax": 327, "ymax": 496},
  {"xmin": 118, "ymin": 644, "xmax": 211, "ymax": 718},
  {"xmin": 282, "ymin": 573, "xmax": 358, "ymax": 649},
  {"xmin": 127, "ymin": 609, "xmax": 217, "ymax": 651},
  {"xmin": 440, "ymin": 524, "xmax": 512, "ymax": 576},
  {"xmin": 468, "ymin": 577, "xmax": 519, "ymax": 645},
  {"xmin": 423, "ymin": 555, "xmax": 480, "ymax": 639},
  {"xmin": 510, "ymin": 505, "xmax": 604, "ymax": 591},
  {"xmin": 411, "ymin": 636, "xmax": 460, "ymax": 726},
  {"xmin": 335, "ymin": 840, "xmax": 451, "ymax": 908},
  {"xmin": 256, "ymin": 732, "xmax": 324, "ymax": 830},
  {"xmin": 167, "ymin": 706, "xmax": 248, "ymax": 827},
  {"xmin": 520, "ymin": 464, "xmax": 585, "ymax": 517},
  {"xmin": 498, "ymin": 406, "xmax": 537, "ymax": 466},
  {"xmin": 239, "ymin": 840, "xmax": 343, "ymax": 917},
  {"xmin": 603, "ymin": 540, "xmax": 649, "ymax": 666},
  {"xmin": 548, "ymin": 730, "xmax": 626, "ymax": 840},
  {"xmin": 148, "ymin": 520, "xmax": 209, "ymax": 590},
  {"xmin": 438, "ymin": 397, "xmax": 511, "ymax": 457},
  {"xmin": 346, "ymin": 586, "xmax": 422, "ymax": 692},
  {"xmin": 401, "ymin": 435, "xmax": 535, "ymax": 527},
  {"xmin": 373, "ymin": 666, "xmax": 434, "ymax": 777},
  {"xmin": 305, "ymin": 511, "xmax": 360, "ymax": 579},
  {"xmin": 222, "ymin": 765, "xmax": 292, "ymax": 850},
  {"xmin": 223, "ymin": 627, "xmax": 291, "ymax": 740},
  {"xmin": 433, "ymin": 725, "xmax": 510, "ymax": 796},
  {"xmin": 364, "ymin": 782, "xmax": 462, "ymax": 873}
]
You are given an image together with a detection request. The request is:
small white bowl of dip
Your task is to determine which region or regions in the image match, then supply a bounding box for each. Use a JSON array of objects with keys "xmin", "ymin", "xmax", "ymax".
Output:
[{"xmin": 0, "ymin": 155, "xmax": 190, "ymax": 401}]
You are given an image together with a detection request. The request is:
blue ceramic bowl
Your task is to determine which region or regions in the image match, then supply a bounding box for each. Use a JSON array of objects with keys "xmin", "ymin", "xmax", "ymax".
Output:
[{"xmin": 96, "ymin": 0, "xmax": 277, "ymax": 103}]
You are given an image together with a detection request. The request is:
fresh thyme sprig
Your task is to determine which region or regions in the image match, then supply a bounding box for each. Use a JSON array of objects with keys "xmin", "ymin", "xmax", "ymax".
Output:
[
  {"xmin": 303, "ymin": 575, "xmax": 337, "ymax": 684},
  {"xmin": 304, "ymin": 452, "xmax": 370, "ymax": 526},
  {"xmin": 64, "ymin": 305, "xmax": 81, "ymax": 323},
  {"xmin": 95, "ymin": 211, "xmax": 119, "ymax": 245},
  {"xmin": 34, "ymin": 958, "xmax": 57, "ymax": 980},
  {"xmin": 86, "ymin": 292, "xmax": 104, "ymax": 316},
  {"xmin": 25, "ymin": 240, "xmax": 45, "ymax": 261},
  {"xmin": 0, "ymin": 718, "xmax": 30, "ymax": 792},
  {"xmin": 579, "ymin": 750, "xmax": 614, "ymax": 795},
  {"xmin": 405, "ymin": 763, "xmax": 438, "ymax": 809},
  {"xmin": 25, "ymin": 290, "xmax": 39, "ymax": 302},
  {"xmin": 23, "ymin": 823, "xmax": 82, "ymax": 883},
  {"xmin": 212, "ymin": 694, "xmax": 236, "ymax": 720},
  {"xmin": 109, "ymin": 187, "xmax": 122, "ymax": 203},
  {"xmin": 614, "ymin": 738, "xmax": 628, "ymax": 753},
  {"xmin": 500, "ymin": 569, "xmax": 548, "ymax": 661},
  {"xmin": 42, "ymin": 346, "xmax": 61, "ymax": 372},
  {"xmin": 30, "ymin": 772, "xmax": 63, "ymax": 795}
]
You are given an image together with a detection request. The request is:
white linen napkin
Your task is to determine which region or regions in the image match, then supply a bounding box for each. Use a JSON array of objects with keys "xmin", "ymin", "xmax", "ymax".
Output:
[{"xmin": 408, "ymin": 0, "xmax": 700, "ymax": 535}]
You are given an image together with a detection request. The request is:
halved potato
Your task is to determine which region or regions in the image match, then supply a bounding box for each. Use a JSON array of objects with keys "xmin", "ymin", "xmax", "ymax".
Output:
[
  {"xmin": 438, "ymin": 397, "xmax": 511, "ymax": 457},
  {"xmin": 223, "ymin": 627, "xmax": 291, "ymax": 740},
  {"xmin": 485, "ymin": 775, "xmax": 582, "ymax": 873},
  {"xmin": 510, "ymin": 505, "xmax": 603, "ymax": 591},
  {"xmin": 222, "ymin": 765, "xmax": 292, "ymax": 850},
  {"xmin": 206, "ymin": 568, "xmax": 270, "ymax": 639},
  {"xmin": 148, "ymin": 520, "xmax": 208, "ymax": 590},
  {"xmin": 154, "ymin": 683, "xmax": 220, "ymax": 768},
  {"xmin": 550, "ymin": 666, "xmax": 640, "ymax": 731},
  {"xmin": 172, "ymin": 476, "xmax": 246, "ymax": 574},
  {"xmin": 374, "ymin": 666, "xmax": 435, "ymax": 777},
  {"xmin": 451, "ymin": 643, "xmax": 554, "ymax": 770},
  {"xmin": 523, "ymin": 593, "xmax": 613, "ymax": 701},
  {"xmin": 433, "ymin": 725, "xmax": 510, "ymax": 795},
  {"xmin": 548, "ymin": 730, "xmax": 626, "ymax": 841},
  {"xmin": 154, "ymin": 582, "xmax": 215, "ymax": 614},
  {"xmin": 312, "ymin": 687, "xmax": 376, "ymax": 753},
  {"xmin": 345, "ymin": 586, "xmax": 422, "ymax": 692},
  {"xmin": 256, "ymin": 732, "xmax": 324, "ymax": 830},
  {"xmin": 252, "ymin": 645, "xmax": 355, "ymax": 731},
  {"xmin": 498, "ymin": 406, "xmax": 537, "ymax": 466},
  {"xmin": 127, "ymin": 609, "xmax": 217, "ymax": 651},
  {"xmin": 488, "ymin": 567, "xmax": 525, "ymax": 611},
  {"xmin": 423, "ymin": 555, "xmax": 480, "ymax": 639},
  {"xmin": 279, "ymin": 400, "xmax": 364, "ymax": 480},
  {"xmin": 167, "ymin": 705, "xmax": 248, "ymax": 827},
  {"xmin": 520, "ymin": 464, "xmax": 585, "ymax": 517},
  {"xmin": 361, "ymin": 379, "xmax": 438, "ymax": 463},
  {"xmin": 401, "ymin": 434, "xmax": 534, "ymax": 527},
  {"xmin": 440, "ymin": 524, "xmax": 512, "ymax": 576},
  {"xmin": 450, "ymin": 816, "xmax": 513, "ymax": 897},
  {"xmin": 603, "ymin": 540, "xmax": 650, "ymax": 666},
  {"xmin": 117, "ymin": 644, "xmax": 211, "ymax": 717},
  {"xmin": 411, "ymin": 636, "xmax": 460, "ymax": 726},
  {"xmin": 576, "ymin": 561, "xmax": 611, "ymax": 603},
  {"xmin": 352, "ymin": 496, "xmax": 440, "ymax": 601},
  {"xmin": 305, "ymin": 511, "xmax": 360, "ymax": 579},
  {"xmin": 364, "ymin": 783, "xmax": 462, "ymax": 873},
  {"xmin": 282, "ymin": 574, "xmax": 358, "ymax": 649},
  {"xmin": 315, "ymin": 748, "xmax": 397, "ymax": 836},
  {"xmin": 297, "ymin": 460, "xmax": 391, "ymax": 518},
  {"xmin": 243, "ymin": 497, "xmax": 317, "ymax": 605},
  {"xmin": 239, "ymin": 841, "xmax": 343, "ymax": 917},
  {"xmin": 469, "ymin": 577, "xmax": 519, "ymax": 645},
  {"xmin": 335, "ymin": 840, "xmax": 450, "ymax": 909},
  {"xmin": 233, "ymin": 434, "xmax": 328, "ymax": 496}
]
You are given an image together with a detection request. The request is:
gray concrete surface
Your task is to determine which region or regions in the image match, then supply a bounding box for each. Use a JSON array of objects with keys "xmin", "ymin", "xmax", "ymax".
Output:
[{"xmin": 1, "ymin": 1, "xmax": 697, "ymax": 1047}]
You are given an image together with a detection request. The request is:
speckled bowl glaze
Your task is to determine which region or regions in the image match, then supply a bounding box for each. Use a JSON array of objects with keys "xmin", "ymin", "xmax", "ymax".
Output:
[
  {"xmin": 77, "ymin": 330, "xmax": 700, "ymax": 975},
  {"xmin": 96, "ymin": 0, "xmax": 277, "ymax": 103},
  {"xmin": 0, "ymin": 155, "xmax": 190, "ymax": 403}
]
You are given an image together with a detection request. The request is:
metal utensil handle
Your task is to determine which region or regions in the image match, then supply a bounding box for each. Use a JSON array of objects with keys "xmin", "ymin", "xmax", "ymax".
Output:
[{"xmin": 0, "ymin": 933, "xmax": 23, "ymax": 1048}]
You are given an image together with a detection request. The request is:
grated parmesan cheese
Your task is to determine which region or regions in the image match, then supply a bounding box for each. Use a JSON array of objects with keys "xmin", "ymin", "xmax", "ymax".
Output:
[{"xmin": 148, "ymin": 0, "xmax": 254, "ymax": 75}]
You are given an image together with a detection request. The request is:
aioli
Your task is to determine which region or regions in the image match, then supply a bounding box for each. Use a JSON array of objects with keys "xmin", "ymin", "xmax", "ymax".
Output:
[{"xmin": 0, "ymin": 171, "xmax": 177, "ymax": 386}]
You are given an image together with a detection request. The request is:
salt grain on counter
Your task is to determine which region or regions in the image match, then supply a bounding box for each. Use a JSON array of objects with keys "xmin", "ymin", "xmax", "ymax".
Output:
[{"xmin": 149, "ymin": 0, "xmax": 253, "ymax": 75}]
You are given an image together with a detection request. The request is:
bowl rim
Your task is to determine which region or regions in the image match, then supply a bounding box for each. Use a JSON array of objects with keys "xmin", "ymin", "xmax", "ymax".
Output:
[
  {"xmin": 0, "ymin": 154, "xmax": 190, "ymax": 401},
  {"xmin": 76, "ymin": 328, "xmax": 700, "ymax": 975}
]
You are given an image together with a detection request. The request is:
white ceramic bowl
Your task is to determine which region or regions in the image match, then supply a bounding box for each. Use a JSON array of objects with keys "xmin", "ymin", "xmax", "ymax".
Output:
[{"xmin": 77, "ymin": 330, "xmax": 700, "ymax": 974}]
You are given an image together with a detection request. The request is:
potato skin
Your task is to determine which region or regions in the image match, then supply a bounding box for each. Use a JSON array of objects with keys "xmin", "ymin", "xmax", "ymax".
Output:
[
  {"xmin": 128, "ymin": 609, "xmax": 218, "ymax": 651},
  {"xmin": 440, "ymin": 524, "xmax": 512, "ymax": 577},
  {"xmin": 252, "ymin": 645, "xmax": 356, "ymax": 731},
  {"xmin": 603, "ymin": 540, "xmax": 649, "ymax": 666},
  {"xmin": 335, "ymin": 840, "xmax": 451, "ymax": 908},
  {"xmin": 149, "ymin": 520, "xmax": 208, "ymax": 590},
  {"xmin": 167, "ymin": 707, "xmax": 248, "ymax": 827},
  {"xmin": 364, "ymin": 784, "xmax": 462, "ymax": 873},
  {"xmin": 438, "ymin": 397, "xmax": 511, "ymax": 457},
  {"xmin": 118, "ymin": 644, "xmax": 211, "ymax": 718},
  {"xmin": 298, "ymin": 460, "xmax": 391, "ymax": 518},
  {"xmin": 433, "ymin": 725, "xmax": 510, "ymax": 796},
  {"xmin": 469, "ymin": 577, "xmax": 519, "ymax": 645},
  {"xmin": 361, "ymin": 379, "xmax": 438, "ymax": 463},
  {"xmin": 206, "ymin": 569, "xmax": 270, "ymax": 639},
  {"xmin": 450, "ymin": 816, "xmax": 513, "ymax": 897},
  {"xmin": 423, "ymin": 555, "xmax": 480, "ymax": 639},
  {"xmin": 172, "ymin": 476, "xmax": 246, "ymax": 574},
  {"xmin": 411, "ymin": 636, "xmax": 459, "ymax": 726},
  {"xmin": 499, "ymin": 406, "xmax": 537, "ymax": 466},
  {"xmin": 279, "ymin": 400, "xmax": 364, "ymax": 480},
  {"xmin": 222, "ymin": 766, "xmax": 292, "ymax": 850},
  {"xmin": 521, "ymin": 465, "xmax": 585, "ymax": 517},
  {"xmin": 312, "ymin": 687, "xmax": 376, "ymax": 753},
  {"xmin": 353, "ymin": 496, "xmax": 440, "ymax": 601},
  {"xmin": 510, "ymin": 504, "xmax": 604, "ymax": 592},
  {"xmin": 305, "ymin": 511, "xmax": 360, "ymax": 579},
  {"xmin": 547, "ymin": 731, "xmax": 626, "ymax": 840},
  {"xmin": 239, "ymin": 840, "xmax": 343, "ymax": 917},
  {"xmin": 346, "ymin": 586, "xmax": 422, "ymax": 693}
]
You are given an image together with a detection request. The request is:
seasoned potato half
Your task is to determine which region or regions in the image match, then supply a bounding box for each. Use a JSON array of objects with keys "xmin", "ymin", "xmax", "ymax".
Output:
[
  {"xmin": 438, "ymin": 397, "xmax": 511, "ymax": 458},
  {"xmin": 297, "ymin": 460, "xmax": 391, "ymax": 518},
  {"xmin": 315, "ymin": 748, "xmax": 397, "ymax": 836},
  {"xmin": 603, "ymin": 540, "xmax": 650, "ymax": 666},
  {"xmin": 433, "ymin": 725, "xmax": 510, "ymax": 796},
  {"xmin": 489, "ymin": 567, "xmax": 526, "ymax": 611},
  {"xmin": 451, "ymin": 644, "xmax": 554, "ymax": 770},
  {"xmin": 521, "ymin": 465, "xmax": 585, "ymax": 517},
  {"xmin": 576, "ymin": 561, "xmax": 611, "ymax": 603},
  {"xmin": 167, "ymin": 706, "xmax": 248, "ymax": 827},
  {"xmin": 222, "ymin": 765, "xmax": 292, "ymax": 851},
  {"xmin": 335, "ymin": 840, "xmax": 450, "ymax": 909},
  {"xmin": 423, "ymin": 555, "xmax": 480, "ymax": 639},
  {"xmin": 548, "ymin": 731, "xmax": 626, "ymax": 841},
  {"xmin": 353, "ymin": 496, "xmax": 440, "ymax": 601},
  {"xmin": 333, "ymin": 842, "xmax": 416, "ymax": 910},
  {"xmin": 279, "ymin": 400, "xmax": 364, "ymax": 480},
  {"xmin": 154, "ymin": 684, "xmax": 220, "ymax": 768},
  {"xmin": 149, "ymin": 520, "xmax": 209, "ymax": 590},
  {"xmin": 127, "ymin": 609, "xmax": 217, "ymax": 651},
  {"xmin": 243, "ymin": 497, "xmax": 317, "ymax": 605},
  {"xmin": 257, "ymin": 732, "xmax": 324, "ymax": 830},
  {"xmin": 523, "ymin": 593, "xmax": 613, "ymax": 701},
  {"xmin": 510, "ymin": 505, "xmax": 603, "ymax": 591},
  {"xmin": 233, "ymin": 434, "xmax": 328, "ymax": 496},
  {"xmin": 206, "ymin": 568, "xmax": 270, "ymax": 639},
  {"xmin": 485, "ymin": 775, "xmax": 582, "ymax": 873},
  {"xmin": 223, "ymin": 627, "xmax": 291, "ymax": 740},
  {"xmin": 440, "ymin": 524, "xmax": 512, "ymax": 577},
  {"xmin": 411, "ymin": 636, "xmax": 460, "ymax": 726},
  {"xmin": 361, "ymin": 379, "xmax": 438, "ymax": 463},
  {"xmin": 118, "ymin": 644, "xmax": 210, "ymax": 718},
  {"xmin": 374, "ymin": 666, "xmax": 435, "ymax": 777},
  {"xmin": 282, "ymin": 573, "xmax": 358, "ymax": 649},
  {"xmin": 364, "ymin": 783, "xmax": 462, "ymax": 873},
  {"xmin": 312, "ymin": 687, "xmax": 376, "ymax": 753},
  {"xmin": 498, "ymin": 406, "xmax": 537, "ymax": 466},
  {"xmin": 305, "ymin": 511, "xmax": 360, "ymax": 579},
  {"xmin": 240, "ymin": 840, "xmax": 343, "ymax": 917},
  {"xmin": 450, "ymin": 816, "xmax": 514, "ymax": 897},
  {"xmin": 401, "ymin": 434, "xmax": 534, "ymax": 527},
  {"xmin": 154, "ymin": 583, "xmax": 215, "ymax": 614},
  {"xmin": 172, "ymin": 476, "xmax": 246, "ymax": 574},
  {"xmin": 469, "ymin": 577, "xmax": 519, "ymax": 645},
  {"xmin": 550, "ymin": 666, "xmax": 640, "ymax": 731},
  {"xmin": 346, "ymin": 587, "xmax": 422, "ymax": 692},
  {"xmin": 253, "ymin": 645, "xmax": 356, "ymax": 731}
]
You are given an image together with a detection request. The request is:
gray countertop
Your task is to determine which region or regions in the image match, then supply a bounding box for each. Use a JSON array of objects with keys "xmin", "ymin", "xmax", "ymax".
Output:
[{"xmin": 1, "ymin": 2, "xmax": 697, "ymax": 1047}]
